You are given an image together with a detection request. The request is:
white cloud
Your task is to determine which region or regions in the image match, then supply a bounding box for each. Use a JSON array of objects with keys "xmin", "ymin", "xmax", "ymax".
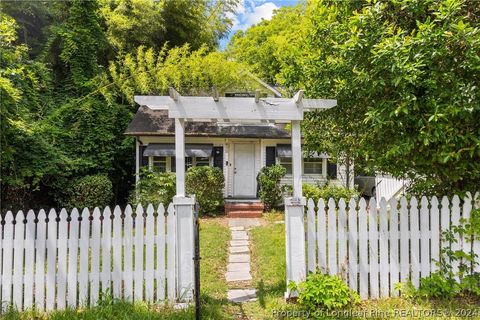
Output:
[{"xmin": 232, "ymin": 1, "xmax": 279, "ymax": 31}]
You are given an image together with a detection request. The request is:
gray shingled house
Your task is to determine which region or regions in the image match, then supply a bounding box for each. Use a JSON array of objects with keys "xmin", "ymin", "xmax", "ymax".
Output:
[{"xmin": 125, "ymin": 105, "xmax": 350, "ymax": 201}]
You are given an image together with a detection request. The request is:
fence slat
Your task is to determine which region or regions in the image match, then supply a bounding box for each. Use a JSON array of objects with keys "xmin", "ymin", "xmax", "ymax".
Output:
[
  {"xmin": 358, "ymin": 199, "xmax": 368, "ymax": 299},
  {"xmin": 451, "ymin": 195, "xmax": 461, "ymax": 277},
  {"xmin": 473, "ymin": 193, "xmax": 480, "ymax": 273},
  {"xmin": 440, "ymin": 196, "xmax": 451, "ymax": 269},
  {"xmin": 78, "ymin": 208, "xmax": 90, "ymax": 305},
  {"xmin": 124, "ymin": 205, "xmax": 134, "ymax": 301},
  {"xmin": 368, "ymin": 198, "xmax": 379, "ymax": 299},
  {"xmin": 462, "ymin": 195, "xmax": 472, "ymax": 273},
  {"xmin": 13, "ymin": 211, "xmax": 25, "ymax": 309},
  {"xmin": 306, "ymin": 199, "xmax": 316, "ymax": 272},
  {"xmin": 430, "ymin": 197, "xmax": 440, "ymax": 273},
  {"xmin": 35, "ymin": 209, "xmax": 47, "ymax": 310},
  {"xmin": 145, "ymin": 204, "xmax": 155, "ymax": 302},
  {"xmin": 167, "ymin": 203, "xmax": 176, "ymax": 301},
  {"xmin": 156, "ymin": 204, "xmax": 166, "ymax": 301},
  {"xmin": 67, "ymin": 208, "xmax": 80, "ymax": 308},
  {"xmin": 90, "ymin": 208, "xmax": 102, "ymax": 305},
  {"xmin": 379, "ymin": 198, "xmax": 389, "ymax": 298},
  {"xmin": 420, "ymin": 196, "xmax": 430, "ymax": 278},
  {"xmin": 57, "ymin": 209, "xmax": 69, "ymax": 309},
  {"xmin": 24, "ymin": 210, "xmax": 36, "ymax": 308},
  {"xmin": 317, "ymin": 199, "xmax": 327, "ymax": 272},
  {"xmin": 112, "ymin": 206, "xmax": 122, "ymax": 298},
  {"xmin": 338, "ymin": 199, "xmax": 348, "ymax": 278},
  {"xmin": 134, "ymin": 204, "xmax": 144, "ymax": 302},
  {"xmin": 410, "ymin": 197, "xmax": 420, "ymax": 288},
  {"xmin": 2, "ymin": 211, "xmax": 14, "ymax": 306},
  {"xmin": 46, "ymin": 209, "xmax": 58, "ymax": 311},
  {"xmin": 327, "ymin": 198, "xmax": 337, "ymax": 274},
  {"xmin": 389, "ymin": 198, "xmax": 399, "ymax": 296},
  {"xmin": 348, "ymin": 198, "xmax": 358, "ymax": 293},
  {"xmin": 101, "ymin": 206, "xmax": 112, "ymax": 297}
]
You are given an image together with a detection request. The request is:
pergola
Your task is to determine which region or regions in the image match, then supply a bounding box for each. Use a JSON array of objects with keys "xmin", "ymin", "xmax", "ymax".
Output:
[{"xmin": 135, "ymin": 88, "xmax": 336, "ymax": 298}]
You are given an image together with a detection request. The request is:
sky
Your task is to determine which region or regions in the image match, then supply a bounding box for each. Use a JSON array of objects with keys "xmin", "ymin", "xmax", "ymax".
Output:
[{"xmin": 220, "ymin": 0, "xmax": 299, "ymax": 50}]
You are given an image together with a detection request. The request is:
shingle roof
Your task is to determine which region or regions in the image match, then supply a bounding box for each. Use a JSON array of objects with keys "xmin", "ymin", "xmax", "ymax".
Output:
[{"xmin": 125, "ymin": 106, "xmax": 291, "ymax": 139}]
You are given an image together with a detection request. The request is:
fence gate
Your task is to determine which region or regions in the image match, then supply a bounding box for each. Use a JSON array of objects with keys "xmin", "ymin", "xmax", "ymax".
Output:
[
  {"xmin": 0, "ymin": 201, "xmax": 196, "ymax": 312},
  {"xmin": 285, "ymin": 193, "xmax": 480, "ymax": 299}
]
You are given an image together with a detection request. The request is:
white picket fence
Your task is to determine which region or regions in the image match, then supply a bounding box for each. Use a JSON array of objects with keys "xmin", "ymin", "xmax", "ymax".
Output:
[
  {"xmin": 286, "ymin": 193, "xmax": 480, "ymax": 299},
  {"xmin": 374, "ymin": 175, "xmax": 409, "ymax": 203},
  {"xmin": 0, "ymin": 203, "xmax": 190, "ymax": 312}
]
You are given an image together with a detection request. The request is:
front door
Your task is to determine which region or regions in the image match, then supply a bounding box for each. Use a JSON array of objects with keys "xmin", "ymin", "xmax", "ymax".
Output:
[{"xmin": 233, "ymin": 143, "xmax": 256, "ymax": 197}]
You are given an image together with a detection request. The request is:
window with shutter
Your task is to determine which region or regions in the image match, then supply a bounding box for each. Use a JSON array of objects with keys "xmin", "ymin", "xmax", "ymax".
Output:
[
  {"xmin": 213, "ymin": 146, "xmax": 223, "ymax": 170},
  {"xmin": 265, "ymin": 146, "xmax": 276, "ymax": 167}
]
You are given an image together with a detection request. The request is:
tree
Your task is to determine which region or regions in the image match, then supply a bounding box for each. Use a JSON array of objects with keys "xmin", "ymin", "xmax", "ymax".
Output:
[
  {"xmin": 227, "ymin": 4, "xmax": 305, "ymax": 85},
  {"xmin": 291, "ymin": 0, "xmax": 480, "ymax": 195},
  {"xmin": 109, "ymin": 44, "xmax": 260, "ymax": 100}
]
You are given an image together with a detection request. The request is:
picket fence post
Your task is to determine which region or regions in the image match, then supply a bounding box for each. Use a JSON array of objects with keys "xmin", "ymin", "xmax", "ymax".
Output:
[{"xmin": 284, "ymin": 196, "xmax": 307, "ymax": 298}]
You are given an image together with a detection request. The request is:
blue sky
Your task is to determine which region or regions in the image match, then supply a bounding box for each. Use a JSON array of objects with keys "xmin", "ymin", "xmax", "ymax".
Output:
[{"xmin": 220, "ymin": 0, "xmax": 299, "ymax": 49}]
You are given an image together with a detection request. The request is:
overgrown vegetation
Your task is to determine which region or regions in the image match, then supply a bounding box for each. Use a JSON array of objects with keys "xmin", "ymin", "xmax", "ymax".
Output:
[
  {"xmin": 257, "ymin": 164, "xmax": 287, "ymax": 210},
  {"xmin": 289, "ymin": 271, "xmax": 360, "ymax": 311},
  {"xmin": 303, "ymin": 182, "xmax": 360, "ymax": 203},
  {"xmin": 59, "ymin": 174, "xmax": 113, "ymax": 209},
  {"xmin": 0, "ymin": 0, "xmax": 254, "ymax": 212},
  {"xmin": 229, "ymin": 0, "xmax": 480, "ymax": 196},
  {"xmin": 186, "ymin": 166, "xmax": 224, "ymax": 216},
  {"xmin": 130, "ymin": 168, "xmax": 176, "ymax": 207},
  {"xmin": 397, "ymin": 207, "xmax": 480, "ymax": 300}
]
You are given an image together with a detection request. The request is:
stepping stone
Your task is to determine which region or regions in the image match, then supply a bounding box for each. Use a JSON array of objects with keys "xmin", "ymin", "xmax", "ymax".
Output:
[
  {"xmin": 228, "ymin": 289, "xmax": 257, "ymax": 303},
  {"xmin": 230, "ymin": 246, "xmax": 249, "ymax": 254},
  {"xmin": 230, "ymin": 226, "xmax": 245, "ymax": 231},
  {"xmin": 227, "ymin": 262, "xmax": 250, "ymax": 272},
  {"xmin": 274, "ymin": 221, "xmax": 285, "ymax": 224},
  {"xmin": 231, "ymin": 231, "xmax": 248, "ymax": 240},
  {"xmin": 226, "ymin": 271, "xmax": 252, "ymax": 282},
  {"xmin": 230, "ymin": 240, "xmax": 249, "ymax": 247},
  {"xmin": 229, "ymin": 254, "xmax": 250, "ymax": 263}
]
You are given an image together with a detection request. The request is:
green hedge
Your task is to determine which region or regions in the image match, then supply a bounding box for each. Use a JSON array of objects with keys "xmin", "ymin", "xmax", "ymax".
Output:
[
  {"xmin": 62, "ymin": 174, "xmax": 113, "ymax": 209},
  {"xmin": 257, "ymin": 164, "xmax": 287, "ymax": 210},
  {"xmin": 303, "ymin": 182, "xmax": 360, "ymax": 204},
  {"xmin": 186, "ymin": 166, "xmax": 224, "ymax": 216}
]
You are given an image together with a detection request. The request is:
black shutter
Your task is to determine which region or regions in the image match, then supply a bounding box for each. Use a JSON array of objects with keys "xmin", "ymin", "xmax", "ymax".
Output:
[
  {"xmin": 140, "ymin": 145, "xmax": 148, "ymax": 168},
  {"xmin": 266, "ymin": 146, "xmax": 276, "ymax": 167},
  {"xmin": 327, "ymin": 160, "xmax": 337, "ymax": 179},
  {"xmin": 213, "ymin": 146, "xmax": 223, "ymax": 169}
]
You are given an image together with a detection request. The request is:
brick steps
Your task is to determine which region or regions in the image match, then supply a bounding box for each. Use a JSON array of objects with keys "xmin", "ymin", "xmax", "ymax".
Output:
[{"xmin": 225, "ymin": 201, "xmax": 264, "ymax": 218}]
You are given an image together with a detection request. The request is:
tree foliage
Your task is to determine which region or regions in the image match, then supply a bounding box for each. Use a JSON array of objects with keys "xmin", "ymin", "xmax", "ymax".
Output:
[{"xmin": 230, "ymin": 0, "xmax": 480, "ymax": 195}]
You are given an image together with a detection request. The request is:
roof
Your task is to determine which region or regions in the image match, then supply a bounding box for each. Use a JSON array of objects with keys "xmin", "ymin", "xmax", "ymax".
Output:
[{"xmin": 125, "ymin": 106, "xmax": 291, "ymax": 138}]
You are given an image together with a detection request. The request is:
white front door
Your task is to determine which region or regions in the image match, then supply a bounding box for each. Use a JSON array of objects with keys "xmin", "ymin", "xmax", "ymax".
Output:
[{"xmin": 233, "ymin": 143, "xmax": 256, "ymax": 197}]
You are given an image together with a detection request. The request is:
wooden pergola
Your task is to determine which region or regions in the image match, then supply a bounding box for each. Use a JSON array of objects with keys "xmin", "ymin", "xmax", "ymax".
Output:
[{"xmin": 135, "ymin": 88, "xmax": 337, "ymax": 298}]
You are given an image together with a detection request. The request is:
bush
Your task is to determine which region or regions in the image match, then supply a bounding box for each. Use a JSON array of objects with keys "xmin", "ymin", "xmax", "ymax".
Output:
[
  {"xmin": 63, "ymin": 174, "xmax": 113, "ymax": 209},
  {"xmin": 130, "ymin": 168, "xmax": 176, "ymax": 207},
  {"xmin": 186, "ymin": 166, "xmax": 224, "ymax": 216},
  {"xmin": 303, "ymin": 182, "xmax": 360, "ymax": 204},
  {"xmin": 257, "ymin": 164, "xmax": 287, "ymax": 210},
  {"xmin": 289, "ymin": 271, "xmax": 359, "ymax": 311}
]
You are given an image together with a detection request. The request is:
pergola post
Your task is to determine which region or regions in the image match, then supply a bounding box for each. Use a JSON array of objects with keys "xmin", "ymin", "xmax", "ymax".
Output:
[
  {"xmin": 175, "ymin": 118, "xmax": 186, "ymax": 196},
  {"xmin": 284, "ymin": 112, "xmax": 307, "ymax": 298}
]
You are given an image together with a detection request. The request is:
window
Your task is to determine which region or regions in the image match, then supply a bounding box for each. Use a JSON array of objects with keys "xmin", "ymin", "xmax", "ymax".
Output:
[
  {"xmin": 279, "ymin": 157, "xmax": 292, "ymax": 174},
  {"xmin": 304, "ymin": 158, "xmax": 322, "ymax": 174},
  {"xmin": 171, "ymin": 156, "xmax": 210, "ymax": 171},
  {"xmin": 195, "ymin": 157, "xmax": 210, "ymax": 167},
  {"xmin": 151, "ymin": 156, "xmax": 167, "ymax": 172}
]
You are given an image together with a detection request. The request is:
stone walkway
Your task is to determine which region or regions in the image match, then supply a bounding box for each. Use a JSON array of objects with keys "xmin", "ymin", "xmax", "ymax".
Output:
[{"xmin": 226, "ymin": 219, "xmax": 261, "ymax": 303}]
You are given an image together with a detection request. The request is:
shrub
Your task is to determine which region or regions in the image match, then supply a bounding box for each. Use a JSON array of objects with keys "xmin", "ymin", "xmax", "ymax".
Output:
[
  {"xmin": 257, "ymin": 164, "xmax": 287, "ymax": 210},
  {"xmin": 63, "ymin": 174, "xmax": 113, "ymax": 209},
  {"xmin": 130, "ymin": 168, "xmax": 176, "ymax": 207},
  {"xmin": 186, "ymin": 166, "xmax": 224, "ymax": 216},
  {"xmin": 289, "ymin": 271, "xmax": 359, "ymax": 311},
  {"xmin": 317, "ymin": 182, "xmax": 360, "ymax": 203},
  {"xmin": 303, "ymin": 183, "xmax": 322, "ymax": 203}
]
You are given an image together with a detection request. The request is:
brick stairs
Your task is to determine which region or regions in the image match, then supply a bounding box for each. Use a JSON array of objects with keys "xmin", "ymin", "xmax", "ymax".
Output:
[{"xmin": 225, "ymin": 200, "xmax": 264, "ymax": 218}]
